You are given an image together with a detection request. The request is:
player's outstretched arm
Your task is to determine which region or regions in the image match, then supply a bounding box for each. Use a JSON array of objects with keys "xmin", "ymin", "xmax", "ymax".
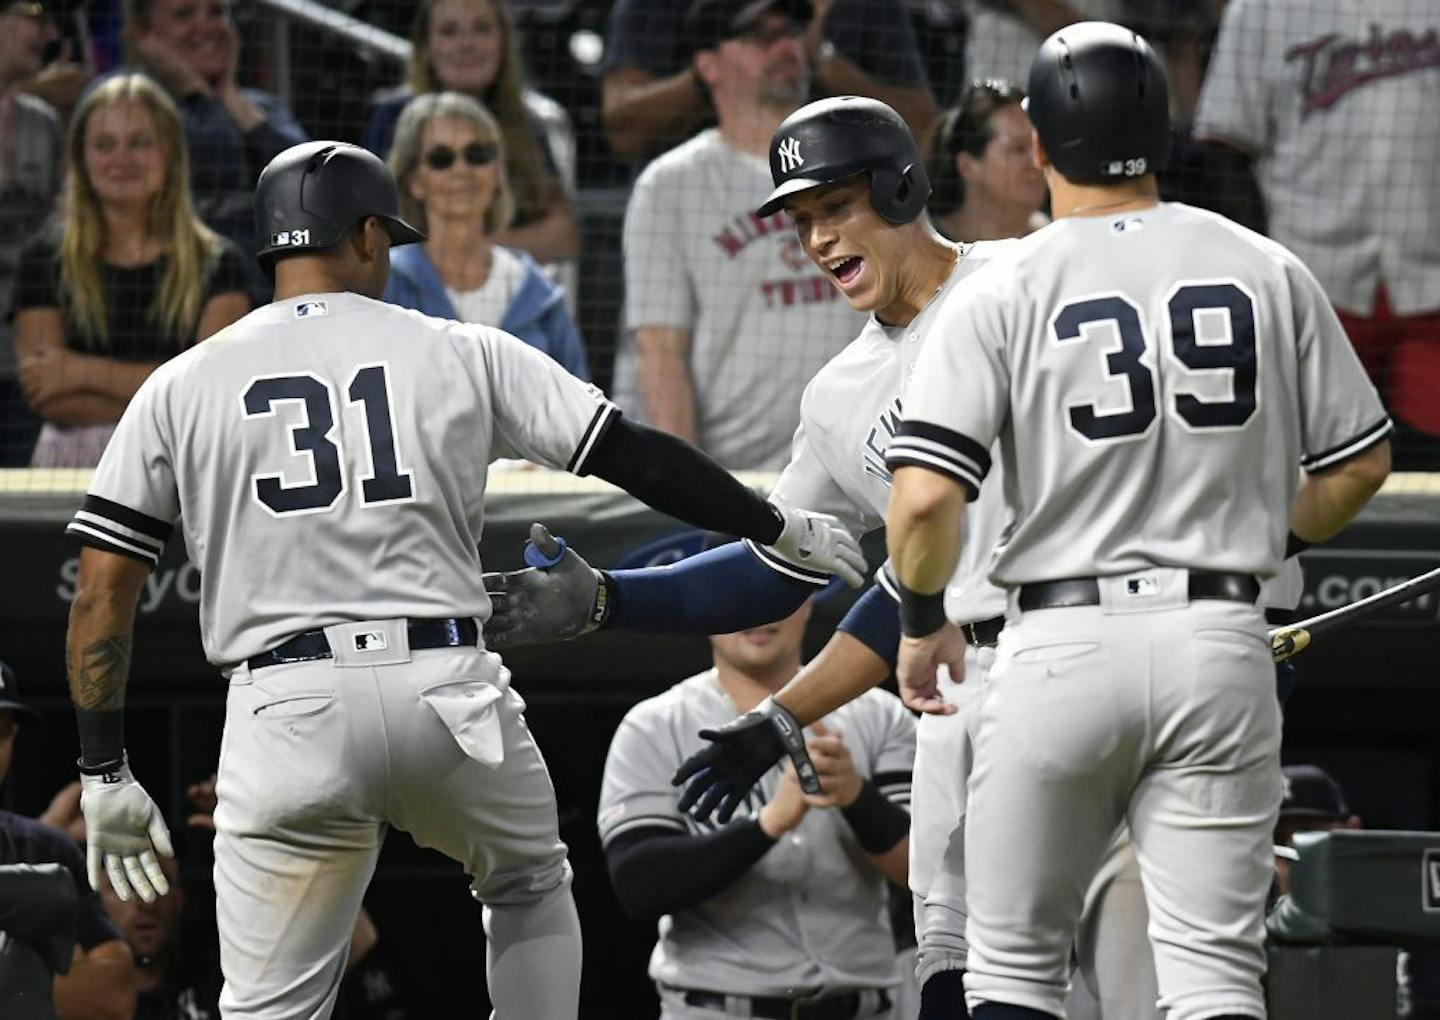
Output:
[
  {"xmin": 67, "ymin": 546, "xmax": 174, "ymax": 905},
  {"xmin": 582, "ymin": 417, "xmax": 866, "ymax": 586},
  {"xmin": 671, "ymin": 585, "xmax": 899, "ymax": 817},
  {"xmin": 483, "ymin": 525, "xmax": 824, "ymax": 649}
]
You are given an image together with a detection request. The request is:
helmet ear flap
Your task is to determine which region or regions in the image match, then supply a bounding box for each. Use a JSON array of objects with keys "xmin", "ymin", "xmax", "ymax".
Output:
[{"xmin": 869, "ymin": 164, "xmax": 931, "ymax": 225}]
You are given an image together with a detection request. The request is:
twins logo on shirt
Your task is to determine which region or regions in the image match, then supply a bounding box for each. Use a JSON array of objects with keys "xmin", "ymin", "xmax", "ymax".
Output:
[{"xmin": 1287, "ymin": 23, "xmax": 1440, "ymax": 117}]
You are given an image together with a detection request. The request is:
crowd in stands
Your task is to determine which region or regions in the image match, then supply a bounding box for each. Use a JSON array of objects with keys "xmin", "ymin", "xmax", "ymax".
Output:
[{"xmin": 0, "ymin": 0, "xmax": 1436, "ymax": 473}]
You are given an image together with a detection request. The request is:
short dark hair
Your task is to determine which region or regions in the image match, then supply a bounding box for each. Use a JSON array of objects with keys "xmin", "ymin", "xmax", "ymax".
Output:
[{"xmin": 926, "ymin": 79, "xmax": 1026, "ymax": 217}]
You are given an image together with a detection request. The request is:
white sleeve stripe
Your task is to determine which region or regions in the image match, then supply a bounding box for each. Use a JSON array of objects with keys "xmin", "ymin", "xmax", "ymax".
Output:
[
  {"xmin": 875, "ymin": 563, "xmax": 900, "ymax": 601},
  {"xmin": 1302, "ymin": 417, "xmax": 1393, "ymax": 472},
  {"xmin": 71, "ymin": 511, "xmax": 165, "ymax": 555},
  {"xmin": 884, "ymin": 446, "xmax": 983, "ymax": 494},
  {"xmin": 65, "ymin": 523, "xmax": 161, "ymax": 565},
  {"xmin": 601, "ymin": 815, "xmax": 687, "ymax": 843},
  {"xmin": 567, "ymin": 402, "xmax": 619, "ymax": 474},
  {"xmin": 886, "ymin": 435, "xmax": 987, "ymax": 481},
  {"xmin": 743, "ymin": 539, "xmax": 831, "ymax": 586}
]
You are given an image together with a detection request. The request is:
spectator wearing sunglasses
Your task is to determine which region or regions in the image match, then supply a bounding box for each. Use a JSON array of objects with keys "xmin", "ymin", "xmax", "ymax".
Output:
[
  {"xmin": 924, "ymin": 79, "xmax": 1047, "ymax": 244},
  {"xmin": 364, "ymin": 0, "xmax": 578, "ymax": 269},
  {"xmin": 383, "ymin": 91, "xmax": 589, "ymax": 381}
]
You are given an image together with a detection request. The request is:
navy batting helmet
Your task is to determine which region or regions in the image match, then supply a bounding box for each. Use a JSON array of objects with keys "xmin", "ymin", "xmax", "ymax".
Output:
[
  {"xmin": 255, "ymin": 141, "xmax": 424, "ymax": 268},
  {"xmin": 756, "ymin": 96, "xmax": 930, "ymax": 225},
  {"xmin": 1025, "ymin": 22, "xmax": 1170, "ymax": 185}
]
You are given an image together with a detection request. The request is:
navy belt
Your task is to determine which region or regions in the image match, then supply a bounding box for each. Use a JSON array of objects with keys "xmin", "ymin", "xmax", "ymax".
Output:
[
  {"xmin": 247, "ymin": 618, "xmax": 479, "ymax": 671},
  {"xmin": 678, "ymin": 987, "xmax": 889, "ymax": 1020},
  {"xmin": 1019, "ymin": 571, "xmax": 1260, "ymax": 612},
  {"xmin": 961, "ymin": 615, "xmax": 1005, "ymax": 648}
]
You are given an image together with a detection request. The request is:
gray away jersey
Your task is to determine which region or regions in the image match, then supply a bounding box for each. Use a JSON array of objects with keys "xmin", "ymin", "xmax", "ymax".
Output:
[
  {"xmin": 598, "ymin": 671, "xmax": 916, "ymax": 995},
  {"xmin": 747, "ymin": 242, "xmax": 1015, "ymax": 625},
  {"xmin": 887, "ymin": 203, "xmax": 1390, "ymax": 587},
  {"xmin": 67, "ymin": 293, "xmax": 616, "ymax": 666}
]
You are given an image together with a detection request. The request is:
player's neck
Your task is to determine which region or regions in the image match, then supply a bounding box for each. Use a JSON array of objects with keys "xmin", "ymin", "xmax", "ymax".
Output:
[
  {"xmin": 273, "ymin": 264, "xmax": 349, "ymax": 302},
  {"xmin": 1049, "ymin": 175, "xmax": 1159, "ymax": 220},
  {"xmin": 877, "ymin": 233, "xmax": 958, "ymax": 328},
  {"xmin": 714, "ymin": 658, "xmax": 803, "ymax": 712}
]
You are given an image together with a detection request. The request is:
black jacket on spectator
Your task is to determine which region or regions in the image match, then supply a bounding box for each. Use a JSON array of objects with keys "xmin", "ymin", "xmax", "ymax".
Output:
[{"xmin": 11, "ymin": 233, "xmax": 251, "ymax": 361}]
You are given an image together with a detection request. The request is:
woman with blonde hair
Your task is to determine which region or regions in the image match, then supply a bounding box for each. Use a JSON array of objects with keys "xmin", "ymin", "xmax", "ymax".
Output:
[
  {"xmin": 384, "ymin": 91, "xmax": 588, "ymax": 380},
  {"xmin": 363, "ymin": 0, "xmax": 579, "ymax": 266},
  {"xmin": 12, "ymin": 72, "xmax": 249, "ymax": 467}
]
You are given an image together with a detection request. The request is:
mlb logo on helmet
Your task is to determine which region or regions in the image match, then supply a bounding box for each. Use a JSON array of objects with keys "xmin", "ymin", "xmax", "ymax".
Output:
[{"xmin": 271, "ymin": 228, "xmax": 312, "ymax": 247}]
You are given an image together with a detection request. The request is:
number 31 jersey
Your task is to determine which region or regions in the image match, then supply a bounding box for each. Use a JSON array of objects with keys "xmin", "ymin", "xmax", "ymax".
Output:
[
  {"xmin": 889, "ymin": 203, "xmax": 1390, "ymax": 587},
  {"xmin": 66, "ymin": 292, "xmax": 617, "ymax": 667}
]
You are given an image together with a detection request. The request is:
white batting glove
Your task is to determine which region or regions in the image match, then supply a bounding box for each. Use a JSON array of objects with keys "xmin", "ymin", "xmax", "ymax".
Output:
[
  {"xmin": 79, "ymin": 758, "xmax": 174, "ymax": 904},
  {"xmin": 767, "ymin": 499, "xmax": 868, "ymax": 588}
]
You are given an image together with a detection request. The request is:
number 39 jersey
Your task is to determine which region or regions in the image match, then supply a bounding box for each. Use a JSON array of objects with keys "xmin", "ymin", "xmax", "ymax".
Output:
[
  {"xmin": 888, "ymin": 203, "xmax": 1391, "ymax": 586},
  {"xmin": 66, "ymin": 293, "xmax": 617, "ymax": 667}
]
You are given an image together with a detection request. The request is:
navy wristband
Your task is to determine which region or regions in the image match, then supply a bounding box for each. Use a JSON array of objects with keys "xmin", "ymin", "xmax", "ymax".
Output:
[
  {"xmin": 898, "ymin": 583, "xmax": 946, "ymax": 637},
  {"xmin": 74, "ymin": 708, "xmax": 125, "ymax": 770}
]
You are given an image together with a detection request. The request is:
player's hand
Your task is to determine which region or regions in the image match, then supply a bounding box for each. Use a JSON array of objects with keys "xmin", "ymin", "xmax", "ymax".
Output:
[
  {"xmin": 482, "ymin": 524, "xmax": 606, "ymax": 649},
  {"xmin": 802, "ymin": 721, "xmax": 862, "ymax": 808},
  {"xmin": 767, "ymin": 499, "xmax": 867, "ymax": 588},
  {"xmin": 186, "ymin": 772, "xmax": 219, "ymax": 830},
  {"xmin": 39, "ymin": 779, "xmax": 88, "ymax": 845},
  {"xmin": 79, "ymin": 759, "xmax": 175, "ymax": 904},
  {"xmin": 673, "ymin": 698, "xmax": 821, "ymax": 823},
  {"xmin": 758, "ymin": 762, "xmax": 810, "ymax": 837},
  {"xmin": 896, "ymin": 622, "xmax": 966, "ymax": 715}
]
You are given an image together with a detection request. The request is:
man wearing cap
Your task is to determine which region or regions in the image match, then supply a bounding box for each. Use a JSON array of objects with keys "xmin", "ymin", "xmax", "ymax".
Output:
[
  {"xmin": 0, "ymin": 0, "xmax": 63, "ymax": 464},
  {"xmin": 1273, "ymin": 764, "xmax": 1362, "ymax": 898},
  {"xmin": 616, "ymin": 0, "xmax": 869, "ymax": 471},
  {"xmin": 0, "ymin": 661, "xmax": 137, "ymax": 1020},
  {"xmin": 601, "ymin": 0, "xmax": 935, "ymax": 161}
]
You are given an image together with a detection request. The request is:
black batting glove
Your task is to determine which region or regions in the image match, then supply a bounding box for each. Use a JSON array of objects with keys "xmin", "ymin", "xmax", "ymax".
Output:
[{"xmin": 672, "ymin": 698, "xmax": 821, "ymax": 824}]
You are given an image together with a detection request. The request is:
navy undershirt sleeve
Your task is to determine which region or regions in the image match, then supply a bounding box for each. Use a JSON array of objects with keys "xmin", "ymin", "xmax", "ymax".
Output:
[
  {"xmin": 604, "ymin": 821, "xmax": 776, "ymax": 918},
  {"xmin": 836, "ymin": 584, "xmax": 901, "ymax": 669},
  {"xmin": 605, "ymin": 543, "xmax": 816, "ymax": 634}
]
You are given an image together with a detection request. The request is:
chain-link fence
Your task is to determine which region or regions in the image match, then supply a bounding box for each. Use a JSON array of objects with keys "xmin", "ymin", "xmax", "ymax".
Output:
[{"xmin": 0, "ymin": 0, "xmax": 1435, "ymax": 483}]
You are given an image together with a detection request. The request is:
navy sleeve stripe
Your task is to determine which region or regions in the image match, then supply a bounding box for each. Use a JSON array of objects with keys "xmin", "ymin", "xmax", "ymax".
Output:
[
  {"xmin": 884, "ymin": 446, "xmax": 982, "ymax": 502},
  {"xmin": 896, "ymin": 421, "xmax": 991, "ymax": 477},
  {"xmin": 743, "ymin": 538, "xmax": 831, "ymax": 587},
  {"xmin": 70, "ymin": 510, "xmax": 165, "ymax": 557},
  {"xmin": 1302, "ymin": 416, "xmax": 1393, "ymax": 473},
  {"xmin": 66, "ymin": 524, "xmax": 161, "ymax": 566},
  {"xmin": 79, "ymin": 494, "xmax": 173, "ymax": 543},
  {"xmin": 568, "ymin": 402, "xmax": 620, "ymax": 475}
]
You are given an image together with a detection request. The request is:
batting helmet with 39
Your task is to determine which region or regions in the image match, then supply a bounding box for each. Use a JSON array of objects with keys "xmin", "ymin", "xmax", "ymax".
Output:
[
  {"xmin": 756, "ymin": 96, "xmax": 930, "ymax": 225},
  {"xmin": 254, "ymin": 141, "xmax": 425, "ymax": 269},
  {"xmin": 1025, "ymin": 21, "xmax": 1171, "ymax": 185}
]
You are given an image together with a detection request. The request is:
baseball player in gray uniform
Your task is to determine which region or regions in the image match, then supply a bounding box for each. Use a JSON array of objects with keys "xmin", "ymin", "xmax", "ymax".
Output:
[
  {"xmin": 486, "ymin": 97, "xmax": 1166, "ymax": 1020},
  {"xmin": 60, "ymin": 140, "xmax": 865, "ymax": 1020},
  {"xmin": 599, "ymin": 592, "xmax": 916, "ymax": 1019},
  {"xmin": 884, "ymin": 24, "xmax": 1392, "ymax": 1020}
]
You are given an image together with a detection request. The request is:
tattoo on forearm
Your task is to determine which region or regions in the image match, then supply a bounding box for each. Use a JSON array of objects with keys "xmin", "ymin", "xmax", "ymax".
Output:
[{"xmin": 69, "ymin": 634, "xmax": 132, "ymax": 711}]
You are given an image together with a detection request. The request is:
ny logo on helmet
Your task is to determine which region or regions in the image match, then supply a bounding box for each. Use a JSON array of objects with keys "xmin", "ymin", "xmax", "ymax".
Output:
[{"xmin": 777, "ymin": 137, "xmax": 804, "ymax": 173}]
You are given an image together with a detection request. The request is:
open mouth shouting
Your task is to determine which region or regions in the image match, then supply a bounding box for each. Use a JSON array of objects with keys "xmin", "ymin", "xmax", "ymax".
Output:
[{"xmin": 827, "ymin": 255, "xmax": 865, "ymax": 288}]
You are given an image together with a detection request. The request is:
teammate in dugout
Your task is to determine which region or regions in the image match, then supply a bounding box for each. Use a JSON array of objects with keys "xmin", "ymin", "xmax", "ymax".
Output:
[
  {"xmin": 883, "ymin": 23, "xmax": 1391, "ymax": 1020},
  {"xmin": 484, "ymin": 95, "xmax": 1171, "ymax": 1020},
  {"xmin": 599, "ymin": 568, "xmax": 915, "ymax": 1020},
  {"xmin": 58, "ymin": 139, "xmax": 868, "ymax": 1020}
]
